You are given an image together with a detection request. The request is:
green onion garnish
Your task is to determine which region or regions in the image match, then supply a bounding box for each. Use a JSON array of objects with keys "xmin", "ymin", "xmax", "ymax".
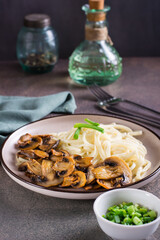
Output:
[
  {"xmin": 84, "ymin": 118, "xmax": 100, "ymax": 126},
  {"xmin": 73, "ymin": 118, "xmax": 104, "ymax": 140},
  {"xmin": 73, "ymin": 127, "xmax": 81, "ymax": 140},
  {"xmin": 74, "ymin": 123, "xmax": 104, "ymax": 133}
]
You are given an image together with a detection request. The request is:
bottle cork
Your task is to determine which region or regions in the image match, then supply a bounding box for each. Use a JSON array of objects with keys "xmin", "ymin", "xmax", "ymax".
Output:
[
  {"xmin": 89, "ymin": 0, "xmax": 104, "ymax": 10},
  {"xmin": 87, "ymin": 0, "xmax": 105, "ymax": 21}
]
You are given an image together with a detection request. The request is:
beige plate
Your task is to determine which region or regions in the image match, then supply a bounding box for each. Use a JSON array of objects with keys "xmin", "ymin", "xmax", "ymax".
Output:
[{"xmin": 1, "ymin": 114, "xmax": 160, "ymax": 199}]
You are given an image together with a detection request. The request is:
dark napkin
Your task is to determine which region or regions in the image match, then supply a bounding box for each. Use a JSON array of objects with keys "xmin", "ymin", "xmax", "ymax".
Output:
[{"xmin": 0, "ymin": 91, "xmax": 77, "ymax": 146}]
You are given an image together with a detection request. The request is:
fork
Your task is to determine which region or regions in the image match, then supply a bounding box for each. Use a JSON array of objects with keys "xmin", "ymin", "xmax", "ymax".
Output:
[
  {"xmin": 88, "ymin": 84, "xmax": 160, "ymax": 128},
  {"xmin": 88, "ymin": 84, "xmax": 160, "ymax": 115}
]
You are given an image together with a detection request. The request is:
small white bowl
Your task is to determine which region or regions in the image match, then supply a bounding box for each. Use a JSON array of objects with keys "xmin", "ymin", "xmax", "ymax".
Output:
[{"xmin": 93, "ymin": 189, "xmax": 160, "ymax": 240}]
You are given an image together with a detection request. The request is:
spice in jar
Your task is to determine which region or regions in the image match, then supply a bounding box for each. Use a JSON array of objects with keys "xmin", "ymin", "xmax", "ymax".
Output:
[
  {"xmin": 23, "ymin": 52, "xmax": 57, "ymax": 73},
  {"xmin": 17, "ymin": 14, "xmax": 58, "ymax": 73}
]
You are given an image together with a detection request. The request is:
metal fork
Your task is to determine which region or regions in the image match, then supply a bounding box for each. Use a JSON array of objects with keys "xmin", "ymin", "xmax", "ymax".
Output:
[
  {"xmin": 88, "ymin": 84, "xmax": 160, "ymax": 115},
  {"xmin": 88, "ymin": 84, "xmax": 160, "ymax": 128}
]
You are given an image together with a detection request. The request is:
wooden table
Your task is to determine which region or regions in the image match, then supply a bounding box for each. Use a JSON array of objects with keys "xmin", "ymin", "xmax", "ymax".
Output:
[{"xmin": 0, "ymin": 58, "xmax": 159, "ymax": 240}]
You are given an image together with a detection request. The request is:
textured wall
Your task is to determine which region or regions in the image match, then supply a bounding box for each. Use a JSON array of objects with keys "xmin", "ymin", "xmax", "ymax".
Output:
[{"xmin": 0, "ymin": 0, "xmax": 160, "ymax": 60}]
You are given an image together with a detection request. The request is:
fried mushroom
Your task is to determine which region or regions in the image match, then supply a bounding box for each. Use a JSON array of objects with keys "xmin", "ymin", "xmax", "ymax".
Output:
[
  {"xmin": 95, "ymin": 156, "xmax": 132, "ymax": 189},
  {"xmin": 18, "ymin": 136, "xmax": 42, "ymax": 150},
  {"xmin": 86, "ymin": 166, "xmax": 95, "ymax": 185},
  {"xmin": 41, "ymin": 160, "xmax": 55, "ymax": 181},
  {"xmin": 71, "ymin": 171, "xmax": 87, "ymax": 188},
  {"xmin": 39, "ymin": 135, "xmax": 60, "ymax": 152},
  {"xmin": 60, "ymin": 175, "xmax": 78, "ymax": 187},
  {"xmin": 73, "ymin": 155, "xmax": 93, "ymax": 168},
  {"xmin": 26, "ymin": 159, "xmax": 42, "ymax": 176},
  {"xmin": 53, "ymin": 156, "xmax": 75, "ymax": 177}
]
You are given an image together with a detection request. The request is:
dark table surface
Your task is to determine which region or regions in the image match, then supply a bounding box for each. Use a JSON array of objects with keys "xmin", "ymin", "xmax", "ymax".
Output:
[{"xmin": 0, "ymin": 58, "xmax": 160, "ymax": 240}]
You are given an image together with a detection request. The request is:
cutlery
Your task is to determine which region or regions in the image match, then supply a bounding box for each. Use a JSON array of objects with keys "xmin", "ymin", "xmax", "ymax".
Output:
[
  {"xmin": 88, "ymin": 84, "xmax": 160, "ymax": 128},
  {"xmin": 88, "ymin": 84, "xmax": 160, "ymax": 115}
]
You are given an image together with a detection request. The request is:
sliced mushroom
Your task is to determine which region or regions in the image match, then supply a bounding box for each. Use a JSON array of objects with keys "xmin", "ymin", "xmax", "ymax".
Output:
[
  {"xmin": 60, "ymin": 150, "xmax": 70, "ymax": 157},
  {"xmin": 36, "ymin": 177, "xmax": 63, "ymax": 187},
  {"xmin": 93, "ymin": 165, "xmax": 124, "ymax": 180},
  {"xmin": 18, "ymin": 133, "xmax": 32, "ymax": 145},
  {"xmin": 97, "ymin": 176, "xmax": 125, "ymax": 189},
  {"xmin": 49, "ymin": 149, "xmax": 63, "ymax": 162},
  {"xmin": 16, "ymin": 152, "xmax": 31, "ymax": 162},
  {"xmin": 86, "ymin": 166, "xmax": 95, "ymax": 185},
  {"xmin": 39, "ymin": 135, "xmax": 60, "ymax": 152},
  {"xmin": 60, "ymin": 175, "xmax": 78, "ymax": 187},
  {"xmin": 71, "ymin": 171, "xmax": 86, "ymax": 188},
  {"xmin": 93, "ymin": 156, "xmax": 132, "ymax": 182},
  {"xmin": 105, "ymin": 156, "xmax": 132, "ymax": 184},
  {"xmin": 17, "ymin": 150, "xmax": 35, "ymax": 159},
  {"xmin": 50, "ymin": 149, "xmax": 63, "ymax": 157},
  {"xmin": 17, "ymin": 149, "xmax": 49, "ymax": 161},
  {"xmin": 53, "ymin": 156, "xmax": 75, "ymax": 177},
  {"xmin": 73, "ymin": 155, "xmax": 93, "ymax": 168},
  {"xmin": 49, "ymin": 149, "xmax": 69, "ymax": 162},
  {"xmin": 34, "ymin": 150, "xmax": 49, "ymax": 158},
  {"xmin": 18, "ymin": 136, "xmax": 42, "ymax": 150},
  {"xmin": 25, "ymin": 172, "xmax": 46, "ymax": 182},
  {"xmin": 29, "ymin": 172, "xmax": 63, "ymax": 187},
  {"xmin": 95, "ymin": 156, "xmax": 132, "ymax": 189},
  {"xmin": 27, "ymin": 159, "xmax": 42, "ymax": 176},
  {"xmin": 41, "ymin": 160, "xmax": 55, "ymax": 181},
  {"xmin": 97, "ymin": 179, "xmax": 112, "ymax": 189}
]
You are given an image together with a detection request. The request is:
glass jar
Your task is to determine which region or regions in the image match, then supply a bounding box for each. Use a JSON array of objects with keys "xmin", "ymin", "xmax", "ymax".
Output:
[
  {"xmin": 17, "ymin": 14, "xmax": 58, "ymax": 73},
  {"xmin": 68, "ymin": 1, "xmax": 122, "ymax": 86}
]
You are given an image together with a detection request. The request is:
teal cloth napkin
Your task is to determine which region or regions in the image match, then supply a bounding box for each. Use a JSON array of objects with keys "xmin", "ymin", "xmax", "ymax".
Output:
[{"xmin": 0, "ymin": 91, "xmax": 77, "ymax": 147}]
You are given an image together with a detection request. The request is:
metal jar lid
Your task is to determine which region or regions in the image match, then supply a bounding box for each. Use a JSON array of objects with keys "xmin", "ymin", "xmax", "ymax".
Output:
[{"xmin": 24, "ymin": 14, "xmax": 51, "ymax": 28}]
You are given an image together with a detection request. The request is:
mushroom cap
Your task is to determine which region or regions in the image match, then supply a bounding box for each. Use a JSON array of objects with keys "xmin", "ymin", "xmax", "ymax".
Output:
[
  {"xmin": 73, "ymin": 155, "xmax": 93, "ymax": 168},
  {"xmin": 95, "ymin": 156, "xmax": 132, "ymax": 189},
  {"xmin": 41, "ymin": 160, "xmax": 55, "ymax": 181},
  {"xmin": 53, "ymin": 156, "xmax": 75, "ymax": 177},
  {"xmin": 26, "ymin": 159, "xmax": 42, "ymax": 176},
  {"xmin": 34, "ymin": 150, "xmax": 49, "ymax": 158},
  {"xmin": 18, "ymin": 133, "xmax": 32, "ymax": 144},
  {"xmin": 39, "ymin": 135, "xmax": 60, "ymax": 152},
  {"xmin": 71, "ymin": 171, "xmax": 87, "ymax": 188},
  {"xmin": 86, "ymin": 166, "xmax": 95, "ymax": 185},
  {"xmin": 60, "ymin": 175, "xmax": 78, "ymax": 187},
  {"xmin": 18, "ymin": 136, "xmax": 42, "ymax": 150}
]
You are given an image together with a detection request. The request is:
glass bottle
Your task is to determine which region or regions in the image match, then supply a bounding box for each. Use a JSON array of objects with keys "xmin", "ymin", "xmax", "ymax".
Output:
[
  {"xmin": 17, "ymin": 14, "xmax": 58, "ymax": 74},
  {"xmin": 68, "ymin": 0, "xmax": 122, "ymax": 86}
]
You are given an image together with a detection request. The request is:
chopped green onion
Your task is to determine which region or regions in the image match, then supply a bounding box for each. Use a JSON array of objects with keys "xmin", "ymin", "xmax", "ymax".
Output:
[
  {"xmin": 133, "ymin": 216, "xmax": 143, "ymax": 225},
  {"xmin": 103, "ymin": 202, "xmax": 157, "ymax": 225},
  {"xmin": 123, "ymin": 217, "xmax": 132, "ymax": 225},
  {"xmin": 138, "ymin": 207, "xmax": 148, "ymax": 214},
  {"xmin": 74, "ymin": 123, "xmax": 104, "ymax": 133},
  {"xmin": 131, "ymin": 212, "xmax": 142, "ymax": 218},
  {"xmin": 148, "ymin": 211, "xmax": 157, "ymax": 218},
  {"xmin": 84, "ymin": 118, "xmax": 100, "ymax": 126},
  {"xmin": 73, "ymin": 127, "xmax": 81, "ymax": 140},
  {"xmin": 114, "ymin": 215, "xmax": 121, "ymax": 223},
  {"xmin": 127, "ymin": 205, "xmax": 135, "ymax": 215}
]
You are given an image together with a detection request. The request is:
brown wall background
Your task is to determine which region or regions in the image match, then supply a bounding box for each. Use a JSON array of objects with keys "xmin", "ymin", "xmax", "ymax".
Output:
[{"xmin": 0, "ymin": 0, "xmax": 160, "ymax": 60}]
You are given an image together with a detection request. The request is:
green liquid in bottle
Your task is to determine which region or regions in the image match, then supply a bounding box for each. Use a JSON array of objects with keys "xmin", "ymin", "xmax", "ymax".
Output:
[
  {"xmin": 69, "ymin": 40, "xmax": 122, "ymax": 86},
  {"xmin": 68, "ymin": 3, "xmax": 122, "ymax": 86}
]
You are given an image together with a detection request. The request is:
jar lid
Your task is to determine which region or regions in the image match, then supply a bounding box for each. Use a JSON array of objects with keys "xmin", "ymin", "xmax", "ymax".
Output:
[{"xmin": 24, "ymin": 14, "xmax": 51, "ymax": 28}]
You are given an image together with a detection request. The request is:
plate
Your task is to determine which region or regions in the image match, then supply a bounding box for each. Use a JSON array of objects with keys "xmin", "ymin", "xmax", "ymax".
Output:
[{"xmin": 1, "ymin": 114, "xmax": 160, "ymax": 199}]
